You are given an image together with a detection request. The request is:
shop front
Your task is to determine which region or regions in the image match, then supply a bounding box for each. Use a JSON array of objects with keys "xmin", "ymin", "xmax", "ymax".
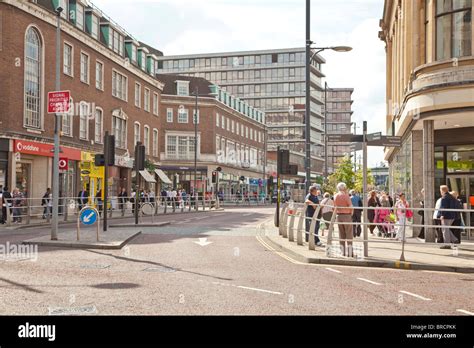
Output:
[
  {"xmin": 13, "ymin": 139, "xmax": 81, "ymax": 200},
  {"xmin": 0, "ymin": 139, "xmax": 9, "ymax": 189},
  {"xmin": 159, "ymin": 166, "xmax": 208, "ymax": 194},
  {"xmin": 79, "ymin": 152, "xmax": 105, "ymax": 203}
]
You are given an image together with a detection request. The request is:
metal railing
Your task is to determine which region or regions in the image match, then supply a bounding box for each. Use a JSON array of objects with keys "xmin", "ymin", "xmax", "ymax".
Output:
[{"xmin": 277, "ymin": 202, "xmax": 474, "ymax": 261}]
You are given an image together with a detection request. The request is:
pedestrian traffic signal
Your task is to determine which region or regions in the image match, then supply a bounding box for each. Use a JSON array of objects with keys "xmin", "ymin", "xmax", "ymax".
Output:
[
  {"xmin": 94, "ymin": 154, "xmax": 105, "ymax": 167},
  {"xmin": 212, "ymin": 171, "xmax": 218, "ymax": 183}
]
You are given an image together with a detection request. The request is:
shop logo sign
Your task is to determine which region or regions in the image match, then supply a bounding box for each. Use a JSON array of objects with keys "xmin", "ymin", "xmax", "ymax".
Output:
[{"xmin": 16, "ymin": 142, "xmax": 40, "ymax": 153}]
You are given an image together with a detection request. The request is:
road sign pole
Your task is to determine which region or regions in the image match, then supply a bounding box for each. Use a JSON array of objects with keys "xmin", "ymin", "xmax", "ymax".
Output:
[
  {"xmin": 362, "ymin": 121, "xmax": 368, "ymax": 257},
  {"xmin": 276, "ymin": 146, "xmax": 280, "ymax": 227},
  {"xmin": 103, "ymin": 131, "xmax": 109, "ymax": 232},
  {"xmin": 51, "ymin": 8, "xmax": 62, "ymax": 241}
]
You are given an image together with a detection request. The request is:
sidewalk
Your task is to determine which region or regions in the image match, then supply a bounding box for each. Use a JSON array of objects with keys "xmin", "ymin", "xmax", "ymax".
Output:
[{"xmin": 261, "ymin": 221, "xmax": 474, "ymax": 273}]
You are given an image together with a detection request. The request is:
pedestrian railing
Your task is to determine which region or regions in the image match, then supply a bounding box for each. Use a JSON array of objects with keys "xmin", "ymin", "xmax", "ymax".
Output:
[{"xmin": 276, "ymin": 202, "xmax": 474, "ymax": 261}]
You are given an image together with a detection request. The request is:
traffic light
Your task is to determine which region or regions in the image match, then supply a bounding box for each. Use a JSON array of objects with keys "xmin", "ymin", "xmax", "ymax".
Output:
[
  {"xmin": 105, "ymin": 134, "xmax": 115, "ymax": 166},
  {"xmin": 212, "ymin": 171, "xmax": 218, "ymax": 184},
  {"xmin": 94, "ymin": 154, "xmax": 105, "ymax": 167},
  {"xmin": 277, "ymin": 149, "xmax": 290, "ymax": 174},
  {"xmin": 135, "ymin": 144, "xmax": 145, "ymax": 171}
]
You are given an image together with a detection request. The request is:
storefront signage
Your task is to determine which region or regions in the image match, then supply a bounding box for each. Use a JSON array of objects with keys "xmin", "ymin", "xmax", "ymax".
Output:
[
  {"xmin": 59, "ymin": 158, "xmax": 68, "ymax": 171},
  {"xmin": 14, "ymin": 140, "xmax": 81, "ymax": 160},
  {"xmin": 115, "ymin": 154, "xmax": 133, "ymax": 168}
]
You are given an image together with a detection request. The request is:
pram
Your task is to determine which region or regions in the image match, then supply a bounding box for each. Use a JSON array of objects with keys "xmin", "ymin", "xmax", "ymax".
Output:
[{"xmin": 375, "ymin": 207, "xmax": 396, "ymax": 238}]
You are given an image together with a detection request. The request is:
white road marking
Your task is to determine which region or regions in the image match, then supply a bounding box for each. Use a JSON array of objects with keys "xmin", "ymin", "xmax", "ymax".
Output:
[
  {"xmin": 194, "ymin": 216, "xmax": 208, "ymax": 220},
  {"xmin": 456, "ymin": 309, "xmax": 474, "ymax": 316},
  {"xmin": 357, "ymin": 277, "xmax": 382, "ymax": 286},
  {"xmin": 243, "ymin": 213, "xmax": 253, "ymax": 216},
  {"xmin": 325, "ymin": 268, "xmax": 342, "ymax": 274},
  {"xmin": 399, "ymin": 290, "xmax": 432, "ymax": 301},
  {"xmin": 236, "ymin": 286, "xmax": 283, "ymax": 295}
]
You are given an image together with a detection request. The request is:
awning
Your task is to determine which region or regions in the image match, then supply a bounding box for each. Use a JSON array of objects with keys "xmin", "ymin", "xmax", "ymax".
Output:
[
  {"xmin": 139, "ymin": 170, "xmax": 156, "ymax": 183},
  {"xmin": 155, "ymin": 169, "xmax": 172, "ymax": 184}
]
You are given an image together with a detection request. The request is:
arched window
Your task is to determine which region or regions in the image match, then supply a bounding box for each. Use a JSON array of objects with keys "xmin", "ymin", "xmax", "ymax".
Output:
[{"xmin": 24, "ymin": 27, "xmax": 42, "ymax": 129}]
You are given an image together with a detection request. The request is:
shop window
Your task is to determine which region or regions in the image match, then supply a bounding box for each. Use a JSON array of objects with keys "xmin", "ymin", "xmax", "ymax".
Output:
[{"xmin": 24, "ymin": 27, "xmax": 43, "ymax": 130}]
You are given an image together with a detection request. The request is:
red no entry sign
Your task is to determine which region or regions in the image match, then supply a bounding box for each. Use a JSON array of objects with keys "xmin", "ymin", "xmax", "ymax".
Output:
[{"xmin": 48, "ymin": 90, "xmax": 71, "ymax": 114}]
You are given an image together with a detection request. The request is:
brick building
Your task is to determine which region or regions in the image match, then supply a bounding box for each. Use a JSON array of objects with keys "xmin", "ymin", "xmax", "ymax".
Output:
[{"xmin": 157, "ymin": 74, "xmax": 267, "ymax": 196}]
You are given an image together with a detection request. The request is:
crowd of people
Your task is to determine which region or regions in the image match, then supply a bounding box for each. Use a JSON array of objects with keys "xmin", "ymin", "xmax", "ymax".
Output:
[{"xmin": 304, "ymin": 183, "xmax": 466, "ymax": 257}]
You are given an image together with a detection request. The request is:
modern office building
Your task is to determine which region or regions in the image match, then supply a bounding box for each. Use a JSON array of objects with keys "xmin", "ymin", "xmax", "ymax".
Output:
[
  {"xmin": 325, "ymin": 87, "xmax": 354, "ymax": 174},
  {"xmin": 156, "ymin": 48, "xmax": 327, "ymax": 180},
  {"xmin": 379, "ymin": 0, "xmax": 474, "ymax": 239}
]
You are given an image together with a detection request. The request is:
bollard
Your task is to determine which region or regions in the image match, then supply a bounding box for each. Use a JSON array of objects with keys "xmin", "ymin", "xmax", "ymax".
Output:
[
  {"xmin": 308, "ymin": 206, "xmax": 321, "ymax": 251},
  {"xmin": 278, "ymin": 203, "xmax": 288, "ymax": 236},
  {"xmin": 5, "ymin": 200, "xmax": 12, "ymax": 227},
  {"xmin": 327, "ymin": 209, "xmax": 337, "ymax": 247},
  {"xmin": 296, "ymin": 206, "xmax": 307, "ymax": 246},
  {"xmin": 281, "ymin": 205, "xmax": 290, "ymax": 238},
  {"xmin": 288, "ymin": 207, "xmax": 297, "ymax": 242},
  {"xmin": 172, "ymin": 200, "xmax": 176, "ymax": 213}
]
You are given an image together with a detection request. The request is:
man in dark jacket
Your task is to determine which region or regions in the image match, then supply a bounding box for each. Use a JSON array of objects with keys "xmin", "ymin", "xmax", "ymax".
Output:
[
  {"xmin": 1, "ymin": 187, "xmax": 12, "ymax": 224},
  {"xmin": 437, "ymin": 185, "xmax": 459, "ymax": 248},
  {"xmin": 77, "ymin": 187, "xmax": 89, "ymax": 211}
]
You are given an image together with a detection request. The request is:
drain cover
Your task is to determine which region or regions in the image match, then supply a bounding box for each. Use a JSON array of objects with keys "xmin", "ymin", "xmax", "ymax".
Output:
[
  {"xmin": 48, "ymin": 305, "xmax": 97, "ymax": 315},
  {"xmin": 80, "ymin": 264, "xmax": 110, "ymax": 269},
  {"xmin": 143, "ymin": 266, "xmax": 176, "ymax": 273}
]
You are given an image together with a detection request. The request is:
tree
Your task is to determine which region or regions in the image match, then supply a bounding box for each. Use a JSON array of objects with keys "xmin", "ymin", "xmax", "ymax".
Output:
[
  {"xmin": 353, "ymin": 168, "xmax": 374, "ymax": 194},
  {"xmin": 323, "ymin": 156, "xmax": 355, "ymax": 194}
]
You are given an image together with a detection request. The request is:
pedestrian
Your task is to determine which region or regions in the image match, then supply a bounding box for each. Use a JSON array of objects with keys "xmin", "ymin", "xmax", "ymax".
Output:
[
  {"xmin": 433, "ymin": 196, "xmax": 443, "ymax": 243},
  {"xmin": 12, "ymin": 188, "xmax": 24, "ymax": 223},
  {"xmin": 130, "ymin": 189, "xmax": 137, "ymax": 214},
  {"xmin": 377, "ymin": 194, "xmax": 395, "ymax": 238},
  {"xmin": 320, "ymin": 192, "xmax": 334, "ymax": 236},
  {"xmin": 450, "ymin": 191, "xmax": 463, "ymax": 244},
  {"xmin": 417, "ymin": 188, "xmax": 425, "ymax": 239},
  {"xmin": 77, "ymin": 187, "xmax": 89, "ymax": 211},
  {"xmin": 0, "ymin": 187, "xmax": 12, "ymax": 224},
  {"xmin": 96, "ymin": 188, "xmax": 103, "ymax": 217},
  {"xmin": 437, "ymin": 186, "xmax": 459, "ymax": 249},
  {"xmin": 41, "ymin": 188, "xmax": 51, "ymax": 219},
  {"xmin": 367, "ymin": 190, "xmax": 381, "ymax": 235},
  {"xmin": 350, "ymin": 190, "xmax": 362, "ymax": 237},
  {"xmin": 394, "ymin": 193, "xmax": 411, "ymax": 241},
  {"xmin": 118, "ymin": 187, "xmax": 128, "ymax": 216},
  {"xmin": 304, "ymin": 186, "xmax": 324, "ymax": 247},
  {"xmin": 0, "ymin": 185, "xmax": 3, "ymax": 223},
  {"xmin": 334, "ymin": 183, "xmax": 354, "ymax": 257}
]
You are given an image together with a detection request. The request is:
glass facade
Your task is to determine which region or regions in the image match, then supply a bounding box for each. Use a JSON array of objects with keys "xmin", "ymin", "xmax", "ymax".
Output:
[
  {"xmin": 390, "ymin": 134, "xmax": 412, "ymax": 201},
  {"xmin": 157, "ymin": 49, "xmax": 326, "ymax": 174}
]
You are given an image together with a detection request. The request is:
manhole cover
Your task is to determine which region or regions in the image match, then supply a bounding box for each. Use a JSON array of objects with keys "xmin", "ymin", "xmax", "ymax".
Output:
[
  {"xmin": 143, "ymin": 266, "xmax": 176, "ymax": 273},
  {"xmin": 48, "ymin": 305, "xmax": 97, "ymax": 315},
  {"xmin": 80, "ymin": 264, "xmax": 110, "ymax": 269}
]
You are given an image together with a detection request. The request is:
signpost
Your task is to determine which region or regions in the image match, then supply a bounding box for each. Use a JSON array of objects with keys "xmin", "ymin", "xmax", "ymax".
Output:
[{"xmin": 77, "ymin": 207, "xmax": 100, "ymax": 242}]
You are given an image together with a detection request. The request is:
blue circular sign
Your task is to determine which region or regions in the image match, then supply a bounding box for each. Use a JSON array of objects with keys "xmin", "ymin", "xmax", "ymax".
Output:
[{"xmin": 80, "ymin": 208, "xmax": 98, "ymax": 225}]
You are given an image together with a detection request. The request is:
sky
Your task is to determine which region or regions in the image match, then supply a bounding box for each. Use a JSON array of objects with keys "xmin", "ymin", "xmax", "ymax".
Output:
[{"xmin": 92, "ymin": 0, "xmax": 387, "ymax": 167}]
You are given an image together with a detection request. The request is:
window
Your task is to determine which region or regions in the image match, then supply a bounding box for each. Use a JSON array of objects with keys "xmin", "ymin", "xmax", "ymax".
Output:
[
  {"xmin": 193, "ymin": 109, "xmax": 200, "ymax": 124},
  {"xmin": 135, "ymin": 83, "xmax": 141, "ymax": 107},
  {"xmin": 76, "ymin": 4, "xmax": 84, "ymax": 30},
  {"xmin": 134, "ymin": 122, "xmax": 141, "ymax": 145},
  {"xmin": 236, "ymin": 122, "xmax": 240, "ymax": 135},
  {"xmin": 178, "ymin": 108, "xmax": 188, "ymax": 123},
  {"xmin": 153, "ymin": 93, "xmax": 159, "ymax": 116},
  {"xmin": 63, "ymin": 43, "xmax": 73, "ymax": 76},
  {"xmin": 167, "ymin": 108, "xmax": 173, "ymax": 122},
  {"xmin": 131, "ymin": 45, "xmax": 137, "ymax": 63},
  {"xmin": 221, "ymin": 115, "xmax": 225, "ymax": 128},
  {"xmin": 79, "ymin": 102, "xmax": 89, "ymax": 140},
  {"xmin": 113, "ymin": 115, "xmax": 127, "ymax": 149},
  {"xmin": 80, "ymin": 52, "xmax": 89, "ymax": 84},
  {"xmin": 112, "ymin": 70, "xmax": 128, "ymax": 101},
  {"xmin": 24, "ymin": 27, "xmax": 42, "ymax": 129},
  {"xmin": 144, "ymin": 126, "xmax": 150, "ymax": 155},
  {"xmin": 177, "ymin": 81, "xmax": 190, "ymax": 96},
  {"xmin": 246, "ymin": 127, "xmax": 249, "ymax": 138},
  {"xmin": 216, "ymin": 113, "xmax": 220, "ymax": 127},
  {"xmin": 94, "ymin": 108, "xmax": 103, "ymax": 143},
  {"xmin": 91, "ymin": 15, "xmax": 99, "ymax": 40},
  {"xmin": 59, "ymin": 0, "xmax": 68, "ymax": 19},
  {"xmin": 152, "ymin": 129, "xmax": 158, "ymax": 157},
  {"xmin": 166, "ymin": 135, "xmax": 197, "ymax": 159},
  {"xmin": 95, "ymin": 60, "xmax": 104, "ymax": 90},
  {"xmin": 436, "ymin": 0, "xmax": 472, "ymax": 60},
  {"xmin": 231, "ymin": 120, "xmax": 235, "ymax": 133},
  {"xmin": 61, "ymin": 104, "xmax": 73, "ymax": 137},
  {"xmin": 144, "ymin": 88, "xmax": 150, "ymax": 112}
]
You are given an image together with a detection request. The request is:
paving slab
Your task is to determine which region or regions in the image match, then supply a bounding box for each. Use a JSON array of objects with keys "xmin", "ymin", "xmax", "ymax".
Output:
[{"xmin": 22, "ymin": 228, "xmax": 141, "ymax": 249}]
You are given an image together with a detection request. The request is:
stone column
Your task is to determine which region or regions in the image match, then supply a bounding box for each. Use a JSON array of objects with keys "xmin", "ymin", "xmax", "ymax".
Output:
[{"xmin": 423, "ymin": 120, "xmax": 435, "ymax": 242}]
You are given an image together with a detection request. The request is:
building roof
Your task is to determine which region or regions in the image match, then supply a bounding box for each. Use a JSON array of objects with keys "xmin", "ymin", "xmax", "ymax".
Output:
[
  {"xmin": 139, "ymin": 41, "xmax": 164, "ymax": 57},
  {"xmin": 156, "ymin": 74, "xmax": 213, "ymax": 96}
]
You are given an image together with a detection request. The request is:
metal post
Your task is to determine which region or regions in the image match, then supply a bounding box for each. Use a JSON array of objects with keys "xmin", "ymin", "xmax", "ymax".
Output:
[
  {"xmin": 353, "ymin": 122, "xmax": 357, "ymax": 172},
  {"xmin": 276, "ymin": 146, "xmax": 281, "ymax": 227},
  {"xmin": 194, "ymin": 86, "xmax": 198, "ymax": 201},
  {"xmin": 305, "ymin": 0, "xmax": 312, "ymax": 193},
  {"xmin": 103, "ymin": 131, "xmax": 109, "ymax": 232},
  {"xmin": 324, "ymin": 81, "xmax": 328, "ymax": 180},
  {"xmin": 362, "ymin": 121, "xmax": 368, "ymax": 257},
  {"xmin": 51, "ymin": 7, "xmax": 63, "ymax": 240},
  {"xmin": 134, "ymin": 142, "xmax": 141, "ymax": 225}
]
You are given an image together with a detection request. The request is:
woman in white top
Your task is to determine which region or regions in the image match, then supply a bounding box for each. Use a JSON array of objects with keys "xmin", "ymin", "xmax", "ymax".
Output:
[
  {"xmin": 320, "ymin": 192, "xmax": 334, "ymax": 236},
  {"xmin": 432, "ymin": 197, "xmax": 443, "ymax": 243}
]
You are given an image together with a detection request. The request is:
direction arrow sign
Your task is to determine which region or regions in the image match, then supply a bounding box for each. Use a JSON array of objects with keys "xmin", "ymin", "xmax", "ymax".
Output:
[
  {"xmin": 80, "ymin": 208, "xmax": 98, "ymax": 225},
  {"xmin": 194, "ymin": 238, "xmax": 213, "ymax": 247},
  {"xmin": 368, "ymin": 136, "xmax": 402, "ymax": 147},
  {"xmin": 326, "ymin": 134, "xmax": 363, "ymax": 143},
  {"xmin": 350, "ymin": 142, "xmax": 363, "ymax": 152},
  {"xmin": 367, "ymin": 132, "xmax": 382, "ymax": 142}
]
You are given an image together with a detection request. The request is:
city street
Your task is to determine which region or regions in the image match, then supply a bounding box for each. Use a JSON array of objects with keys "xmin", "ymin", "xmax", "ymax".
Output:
[{"xmin": 0, "ymin": 206, "xmax": 473, "ymax": 316}]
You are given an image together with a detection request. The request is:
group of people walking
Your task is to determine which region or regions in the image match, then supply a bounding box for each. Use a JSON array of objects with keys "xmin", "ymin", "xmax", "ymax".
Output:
[
  {"xmin": 304, "ymin": 183, "xmax": 465, "ymax": 257},
  {"xmin": 0, "ymin": 185, "xmax": 28, "ymax": 224}
]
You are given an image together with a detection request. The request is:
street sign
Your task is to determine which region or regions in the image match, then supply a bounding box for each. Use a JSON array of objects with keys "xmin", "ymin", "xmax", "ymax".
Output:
[
  {"xmin": 47, "ymin": 90, "xmax": 71, "ymax": 114},
  {"xmin": 350, "ymin": 142, "xmax": 363, "ymax": 152},
  {"xmin": 58, "ymin": 157, "xmax": 68, "ymax": 171},
  {"xmin": 326, "ymin": 134, "xmax": 363, "ymax": 143},
  {"xmin": 366, "ymin": 132, "xmax": 382, "ymax": 142},
  {"xmin": 80, "ymin": 208, "xmax": 98, "ymax": 226},
  {"xmin": 368, "ymin": 136, "xmax": 402, "ymax": 147}
]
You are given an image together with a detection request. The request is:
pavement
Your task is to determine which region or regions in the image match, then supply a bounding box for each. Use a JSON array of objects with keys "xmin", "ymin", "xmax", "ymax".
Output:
[
  {"xmin": 0, "ymin": 206, "xmax": 473, "ymax": 315},
  {"xmin": 262, "ymin": 219, "xmax": 474, "ymax": 273}
]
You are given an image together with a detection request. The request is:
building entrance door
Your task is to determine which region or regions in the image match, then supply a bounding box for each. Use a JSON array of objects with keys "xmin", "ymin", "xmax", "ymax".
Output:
[{"xmin": 447, "ymin": 176, "xmax": 474, "ymax": 239}]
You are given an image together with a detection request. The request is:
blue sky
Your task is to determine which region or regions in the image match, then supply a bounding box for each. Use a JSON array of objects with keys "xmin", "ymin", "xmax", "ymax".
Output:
[{"xmin": 92, "ymin": 0, "xmax": 387, "ymax": 167}]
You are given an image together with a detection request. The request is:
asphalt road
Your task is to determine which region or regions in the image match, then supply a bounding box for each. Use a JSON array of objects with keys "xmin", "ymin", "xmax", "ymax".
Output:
[{"xmin": 0, "ymin": 206, "xmax": 473, "ymax": 315}]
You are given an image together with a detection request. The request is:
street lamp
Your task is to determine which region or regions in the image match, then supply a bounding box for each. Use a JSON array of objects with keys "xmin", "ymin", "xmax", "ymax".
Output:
[{"xmin": 305, "ymin": 0, "xmax": 352, "ymax": 192}]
